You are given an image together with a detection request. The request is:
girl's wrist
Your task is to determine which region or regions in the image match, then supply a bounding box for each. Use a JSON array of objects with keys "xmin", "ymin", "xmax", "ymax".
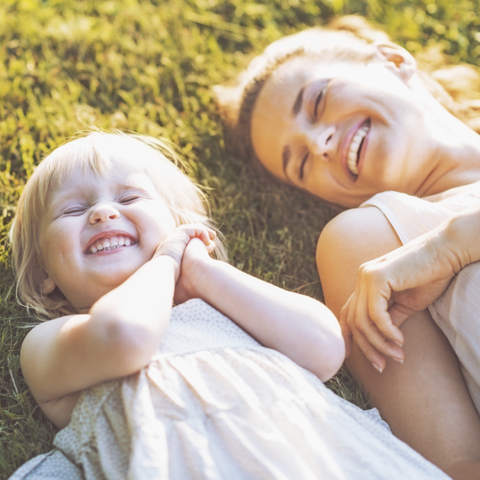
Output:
[
  {"xmin": 151, "ymin": 253, "xmax": 180, "ymax": 282},
  {"xmin": 179, "ymin": 254, "xmax": 216, "ymax": 300}
]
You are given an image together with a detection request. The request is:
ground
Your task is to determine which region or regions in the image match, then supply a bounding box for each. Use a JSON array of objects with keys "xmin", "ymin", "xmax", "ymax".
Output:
[{"xmin": 1, "ymin": 0, "xmax": 479, "ymax": 477}]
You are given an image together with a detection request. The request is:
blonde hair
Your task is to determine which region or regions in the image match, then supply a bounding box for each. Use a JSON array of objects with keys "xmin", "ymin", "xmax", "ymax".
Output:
[
  {"xmin": 10, "ymin": 131, "xmax": 227, "ymax": 320},
  {"xmin": 216, "ymin": 15, "xmax": 480, "ymax": 171}
]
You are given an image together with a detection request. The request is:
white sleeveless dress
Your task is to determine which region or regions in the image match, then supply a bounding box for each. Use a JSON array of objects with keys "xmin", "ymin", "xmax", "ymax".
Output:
[
  {"xmin": 10, "ymin": 299, "xmax": 448, "ymax": 480},
  {"xmin": 362, "ymin": 185, "xmax": 480, "ymax": 414}
]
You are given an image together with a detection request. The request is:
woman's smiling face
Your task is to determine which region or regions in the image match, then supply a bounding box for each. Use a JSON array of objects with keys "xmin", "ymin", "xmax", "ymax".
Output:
[{"xmin": 250, "ymin": 54, "xmax": 434, "ymax": 207}]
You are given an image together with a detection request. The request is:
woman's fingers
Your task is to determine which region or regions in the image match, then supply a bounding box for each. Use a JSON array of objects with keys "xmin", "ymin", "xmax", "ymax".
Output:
[
  {"xmin": 339, "ymin": 298, "xmax": 354, "ymax": 358},
  {"xmin": 367, "ymin": 293, "xmax": 405, "ymax": 347},
  {"xmin": 350, "ymin": 324, "xmax": 386, "ymax": 374},
  {"xmin": 343, "ymin": 279, "xmax": 405, "ymax": 370},
  {"xmin": 342, "ymin": 291, "xmax": 386, "ymax": 372}
]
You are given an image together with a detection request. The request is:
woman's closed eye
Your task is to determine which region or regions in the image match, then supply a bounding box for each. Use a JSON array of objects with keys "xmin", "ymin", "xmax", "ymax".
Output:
[
  {"xmin": 310, "ymin": 81, "xmax": 329, "ymax": 120},
  {"xmin": 313, "ymin": 90, "xmax": 323, "ymax": 119},
  {"xmin": 299, "ymin": 152, "xmax": 309, "ymax": 181}
]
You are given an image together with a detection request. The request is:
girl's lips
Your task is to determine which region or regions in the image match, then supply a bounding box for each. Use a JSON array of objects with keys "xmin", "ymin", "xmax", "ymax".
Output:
[{"xmin": 340, "ymin": 118, "xmax": 371, "ymax": 182}]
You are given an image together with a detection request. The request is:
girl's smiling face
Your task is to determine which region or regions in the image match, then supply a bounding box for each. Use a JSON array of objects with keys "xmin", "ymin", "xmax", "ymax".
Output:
[
  {"xmin": 250, "ymin": 53, "xmax": 435, "ymax": 207},
  {"xmin": 39, "ymin": 157, "xmax": 176, "ymax": 311}
]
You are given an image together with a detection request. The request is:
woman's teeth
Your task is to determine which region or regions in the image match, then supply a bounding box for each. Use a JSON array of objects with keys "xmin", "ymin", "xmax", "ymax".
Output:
[
  {"xmin": 88, "ymin": 236, "xmax": 132, "ymax": 254},
  {"xmin": 347, "ymin": 122, "xmax": 370, "ymax": 176}
]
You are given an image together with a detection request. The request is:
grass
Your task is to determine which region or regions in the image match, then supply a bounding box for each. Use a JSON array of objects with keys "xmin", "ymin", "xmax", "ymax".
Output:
[{"xmin": 1, "ymin": 0, "xmax": 479, "ymax": 477}]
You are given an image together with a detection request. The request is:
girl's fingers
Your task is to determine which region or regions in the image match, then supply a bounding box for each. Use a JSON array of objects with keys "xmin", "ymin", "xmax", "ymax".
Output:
[{"xmin": 182, "ymin": 225, "xmax": 216, "ymax": 246}]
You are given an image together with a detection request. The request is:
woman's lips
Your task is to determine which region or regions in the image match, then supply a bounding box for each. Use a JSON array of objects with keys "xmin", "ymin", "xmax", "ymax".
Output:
[{"xmin": 356, "ymin": 122, "xmax": 370, "ymax": 178}]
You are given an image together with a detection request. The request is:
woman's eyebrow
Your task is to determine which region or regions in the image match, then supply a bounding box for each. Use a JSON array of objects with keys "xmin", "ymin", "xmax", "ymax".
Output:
[{"xmin": 292, "ymin": 87, "xmax": 305, "ymax": 116}]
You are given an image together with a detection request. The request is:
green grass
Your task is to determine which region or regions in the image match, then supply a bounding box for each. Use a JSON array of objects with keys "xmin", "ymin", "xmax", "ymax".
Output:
[{"xmin": 1, "ymin": 0, "xmax": 479, "ymax": 477}]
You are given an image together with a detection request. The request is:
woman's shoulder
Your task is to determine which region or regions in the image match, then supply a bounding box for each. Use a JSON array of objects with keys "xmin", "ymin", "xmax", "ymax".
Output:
[{"xmin": 317, "ymin": 206, "xmax": 403, "ymax": 315}]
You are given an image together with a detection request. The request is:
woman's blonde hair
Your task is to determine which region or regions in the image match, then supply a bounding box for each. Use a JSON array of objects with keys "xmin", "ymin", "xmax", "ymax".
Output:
[
  {"xmin": 10, "ymin": 131, "xmax": 227, "ymax": 320},
  {"xmin": 216, "ymin": 15, "xmax": 480, "ymax": 171}
]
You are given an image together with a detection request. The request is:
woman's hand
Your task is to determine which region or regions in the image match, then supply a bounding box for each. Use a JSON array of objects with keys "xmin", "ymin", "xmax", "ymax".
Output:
[
  {"xmin": 154, "ymin": 224, "xmax": 216, "ymax": 282},
  {"xmin": 339, "ymin": 214, "xmax": 475, "ymax": 373}
]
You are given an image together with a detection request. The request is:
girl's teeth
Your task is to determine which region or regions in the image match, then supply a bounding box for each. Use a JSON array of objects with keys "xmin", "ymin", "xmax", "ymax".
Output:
[{"xmin": 88, "ymin": 235, "xmax": 133, "ymax": 253}]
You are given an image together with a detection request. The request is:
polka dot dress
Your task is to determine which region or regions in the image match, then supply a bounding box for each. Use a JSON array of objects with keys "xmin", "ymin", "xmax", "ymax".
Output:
[{"xmin": 10, "ymin": 300, "xmax": 449, "ymax": 480}]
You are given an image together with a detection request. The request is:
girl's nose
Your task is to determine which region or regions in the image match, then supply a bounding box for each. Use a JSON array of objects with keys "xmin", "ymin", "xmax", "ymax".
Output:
[
  {"xmin": 89, "ymin": 203, "xmax": 120, "ymax": 224},
  {"xmin": 305, "ymin": 125, "xmax": 336, "ymax": 162}
]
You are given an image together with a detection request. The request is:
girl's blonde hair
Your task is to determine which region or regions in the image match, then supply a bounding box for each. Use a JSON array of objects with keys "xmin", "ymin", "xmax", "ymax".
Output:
[
  {"xmin": 216, "ymin": 15, "xmax": 480, "ymax": 171},
  {"xmin": 10, "ymin": 131, "xmax": 227, "ymax": 320}
]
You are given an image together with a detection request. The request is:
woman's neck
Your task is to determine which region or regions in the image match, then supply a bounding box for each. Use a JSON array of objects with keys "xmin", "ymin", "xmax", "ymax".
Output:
[{"xmin": 416, "ymin": 99, "xmax": 480, "ymax": 197}]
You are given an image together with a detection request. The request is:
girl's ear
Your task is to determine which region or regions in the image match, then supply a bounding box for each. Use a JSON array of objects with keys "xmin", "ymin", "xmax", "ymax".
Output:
[
  {"xmin": 43, "ymin": 273, "xmax": 56, "ymax": 294},
  {"xmin": 374, "ymin": 42, "xmax": 417, "ymax": 82}
]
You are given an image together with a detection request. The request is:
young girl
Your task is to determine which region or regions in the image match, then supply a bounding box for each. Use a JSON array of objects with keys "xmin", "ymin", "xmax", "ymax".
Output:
[{"xmin": 9, "ymin": 132, "xmax": 447, "ymax": 479}]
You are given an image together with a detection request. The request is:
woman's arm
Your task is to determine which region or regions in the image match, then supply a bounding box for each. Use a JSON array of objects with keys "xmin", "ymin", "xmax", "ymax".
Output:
[
  {"xmin": 176, "ymin": 239, "xmax": 345, "ymax": 382},
  {"xmin": 340, "ymin": 202, "xmax": 480, "ymax": 369},
  {"xmin": 317, "ymin": 207, "xmax": 480, "ymax": 477},
  {"xmin": 21, "ymin": 225, "xmax": 215, "ymax": 427}
]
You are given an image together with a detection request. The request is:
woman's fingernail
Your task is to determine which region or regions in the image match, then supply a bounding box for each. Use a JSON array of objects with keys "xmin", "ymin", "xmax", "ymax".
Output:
[
  {"xmin": 392, "ymin": 357, "xmax": 404, "ymax": 364},
  {"xmin": 372, "ymin": 363, "xmax": 383, "ymax": 374},
  {"xmin": 393, "ymin": 340, "xmax": 403, "ymax": 348}
]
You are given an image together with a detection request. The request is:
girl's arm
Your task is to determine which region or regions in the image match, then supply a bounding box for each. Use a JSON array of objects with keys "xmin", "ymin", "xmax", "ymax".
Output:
[
  {"xmin": 176, "ymin": 239, "xmax": 345, "ymax": 382},
  {"xmin": 21, "ymin": 226, "xmax": 214, "ymax": 428},
  {"xmin": 339, "ymin": 202, "xmax": 480, "ymax": 371}
]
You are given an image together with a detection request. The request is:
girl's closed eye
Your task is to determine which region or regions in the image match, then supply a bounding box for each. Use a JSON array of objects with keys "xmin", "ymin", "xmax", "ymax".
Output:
[
  {"xmin": 62, "ymin": 206, "xmax": 87, "ymax": 216},
  {"xmin": 119, "ymin": 195, "xmax": 140, "ymax": 204}
]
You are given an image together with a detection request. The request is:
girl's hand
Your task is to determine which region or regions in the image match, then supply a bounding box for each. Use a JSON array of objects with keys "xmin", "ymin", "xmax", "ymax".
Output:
[
  {"xmin": 174, "ymin": 238, "xmax": 215, "ymax": 304},
  {"xmin": 154, "ymin": 224, "xmax": 216, "ymax": 282},
  {"xmin": 340, "ymin": 226, "xmax": 461, "ymax": 373}
]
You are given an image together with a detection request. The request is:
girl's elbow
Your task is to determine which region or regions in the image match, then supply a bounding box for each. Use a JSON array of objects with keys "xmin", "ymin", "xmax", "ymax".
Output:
[
  {"xmin": 93, "ymin": 317, "xmax": 160, "ymax": 375},
  {"xmin": 317, "ymin": 335, "xmax": 345, "ymax": 382}
]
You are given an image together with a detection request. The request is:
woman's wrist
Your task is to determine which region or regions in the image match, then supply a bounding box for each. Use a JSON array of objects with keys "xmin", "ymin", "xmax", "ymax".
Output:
[{"xmin": 441, "ymin": 204, "xmax": 480, "ymax": 270}]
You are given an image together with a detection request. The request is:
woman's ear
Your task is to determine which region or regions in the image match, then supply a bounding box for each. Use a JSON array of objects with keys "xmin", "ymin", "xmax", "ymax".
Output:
[
  {"xmin": 374, "ymin": 42, "xmax": 417, "ymax": 82},
  {"xmin": 43, "ymin": 273, "xmax": 56, "ymax": 294}
]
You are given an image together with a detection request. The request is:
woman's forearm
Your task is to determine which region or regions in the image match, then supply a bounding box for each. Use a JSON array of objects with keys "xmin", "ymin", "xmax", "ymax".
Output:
[{"xmin": 190, "ymin": 259, "xmax": 344, "ymax": 381}]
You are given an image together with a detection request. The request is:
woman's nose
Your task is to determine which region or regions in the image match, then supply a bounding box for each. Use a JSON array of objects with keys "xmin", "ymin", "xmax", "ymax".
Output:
[
  {"xmin": 305, "ymin": 125, "xmax": 336, "ymax": 161},
  {"xmin": 89, "ymin": 203, "xmax": 120, "ymax": 224}
]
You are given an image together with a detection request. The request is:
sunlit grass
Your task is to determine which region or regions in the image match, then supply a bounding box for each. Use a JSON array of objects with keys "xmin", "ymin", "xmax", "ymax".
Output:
[{"xmin": 1, "ymin": 0, "xmax": 479, "ymax": 477}]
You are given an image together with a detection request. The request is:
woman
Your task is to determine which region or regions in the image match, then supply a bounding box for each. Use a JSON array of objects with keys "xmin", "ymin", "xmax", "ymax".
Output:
[{"xmin": 216, "ymin": 16, "xmax": 480, "ymax": 479}]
